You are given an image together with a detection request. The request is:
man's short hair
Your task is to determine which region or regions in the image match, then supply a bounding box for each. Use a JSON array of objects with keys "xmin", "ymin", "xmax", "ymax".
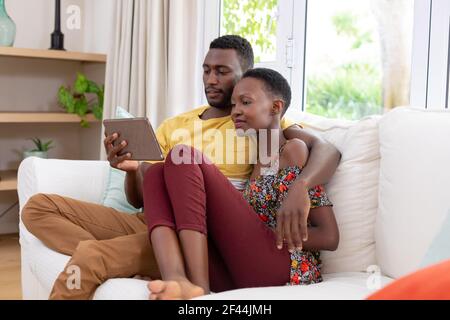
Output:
[
  {"xmin": 242, "ymin": 68, "xmax": 292, "ymax": 114},
  {"xmin": 210, "ymin": 35, "xmax": 254, "ymax": 72}
]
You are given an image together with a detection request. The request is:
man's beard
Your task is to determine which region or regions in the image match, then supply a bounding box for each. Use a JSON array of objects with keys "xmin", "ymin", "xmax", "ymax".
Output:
[{"xmin": 206, "ymin": 89, "xmax": 233, "ymax": 110}]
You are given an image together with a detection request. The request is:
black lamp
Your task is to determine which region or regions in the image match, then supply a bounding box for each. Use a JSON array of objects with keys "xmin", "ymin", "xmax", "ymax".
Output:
[{"xmin": 50, "ymin": 0, "xmax": 65, "ymax": 50}]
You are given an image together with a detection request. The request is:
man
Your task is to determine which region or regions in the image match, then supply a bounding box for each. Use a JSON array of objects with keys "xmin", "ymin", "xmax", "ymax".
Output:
[{"xmin": 21, "ymin": 35, "xmax": 341, "ymax": 299}]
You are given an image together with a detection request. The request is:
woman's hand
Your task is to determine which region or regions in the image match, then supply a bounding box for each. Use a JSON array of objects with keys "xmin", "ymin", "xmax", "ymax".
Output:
[
  {"xmin": 104, "ymin": 132, "xmax": 139, "ymax": 172},
  {"xmin": 276, "ymin": 180, "xmax": 311, "ymax": 252}
]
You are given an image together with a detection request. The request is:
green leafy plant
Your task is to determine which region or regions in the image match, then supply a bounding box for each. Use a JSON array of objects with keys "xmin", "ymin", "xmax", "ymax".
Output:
[
  {"xmin": 332, "ymin": 12, "xmax": 373, "ymax": 49},
  {"xmin": 306, "ymin": 10, "xmax": 382, "ymax": 120},
  {"xmin": 306, "ymin": 63, "xmax": 382, "ymax": 120},
  {"xmin": 29, "ymin": 138, "xmax": 54, "ymax": 152},
  {"xmin": 58, "ymin": 73, "xmax": 104, "ymax": 128},
  {"xmin": 222, "ymin": 0, "xmax": 278, "ymax": 63}
]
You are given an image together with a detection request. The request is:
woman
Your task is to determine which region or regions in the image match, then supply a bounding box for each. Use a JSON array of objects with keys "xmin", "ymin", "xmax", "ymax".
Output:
[{"xmin": 143, "ymin": 68, "xmax": 339, "ymax": 300}]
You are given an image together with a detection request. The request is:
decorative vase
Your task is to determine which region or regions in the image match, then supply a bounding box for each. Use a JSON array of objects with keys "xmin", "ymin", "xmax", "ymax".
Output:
[
  {"xmin": 0, "ymin": 0, "xmax": 16, "ymax": 47},
  {"xmin": 23, "ymin": 151, "xmax": 49, "ymax": 160}
]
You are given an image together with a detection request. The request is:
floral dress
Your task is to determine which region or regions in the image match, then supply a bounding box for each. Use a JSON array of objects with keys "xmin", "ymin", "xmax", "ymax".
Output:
[{"xmin": 242, "ymin": 166, "xmax": 333, "ymax": 285}]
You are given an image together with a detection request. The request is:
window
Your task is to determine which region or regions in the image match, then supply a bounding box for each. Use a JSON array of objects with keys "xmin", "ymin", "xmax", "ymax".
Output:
[
  {"xmin": 305, "ymin": 0, "xmax": 415, "ymax": 120},
  {"xmin": 211, "ymin": 0, "xmax": 448, "ymax": 117},
  {"xmin": 448, "ymin": 46, "xmax": 450, "ymax": 109},
  {"xmin": 422, "ymin": 0, "xmax": 450, "ymax": 109},
  {"xmin": 219, "ymin": 0, "xmax": 296, "ymax": 83},
  {"xmin": 221, "ymin": 0, "xmax": 278, "ymax": 63},
  {"xmin": 447, "ymin": 22, "xmax": 450, "ymax": 109}
]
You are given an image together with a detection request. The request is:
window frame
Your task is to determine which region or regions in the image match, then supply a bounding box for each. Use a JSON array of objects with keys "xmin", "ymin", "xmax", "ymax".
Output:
[
  {"xmin": 204, "ymin": 0, "xmax": 448, "ymax": 112},
  {"xmin": 411, "ymin": 0, "xmax": 450, "ymax": 109}
]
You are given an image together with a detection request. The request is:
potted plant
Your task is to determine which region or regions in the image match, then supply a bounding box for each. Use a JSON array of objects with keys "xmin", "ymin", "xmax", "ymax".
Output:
[
  {"xmin": 23, "ymin": 138, "xmax": 54, "ymax": 159},
  {"xmin": 58, "ymin": 72, "xmax": 104, "ymax": 128}
]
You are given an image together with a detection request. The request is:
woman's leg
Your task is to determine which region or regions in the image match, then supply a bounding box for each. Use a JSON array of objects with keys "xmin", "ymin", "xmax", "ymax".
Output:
[
  {"xmin": 143, "ymin": 162, "xmax": 216, "ymax": 299},
  {"xmin": 163, "ymin": 146, "xmax": 291, "ymax": 291}
]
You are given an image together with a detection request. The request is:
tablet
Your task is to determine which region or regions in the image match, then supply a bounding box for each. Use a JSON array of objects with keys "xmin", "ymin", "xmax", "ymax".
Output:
[{"xmin": 103, "ymin": 118, "xmax": 164, "ymax": 161}]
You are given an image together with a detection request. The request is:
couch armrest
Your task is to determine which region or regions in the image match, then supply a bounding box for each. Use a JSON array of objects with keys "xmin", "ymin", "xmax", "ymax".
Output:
[{"xmin": 17, "ymin": 157, "xmax": 111, "ymax": 214}]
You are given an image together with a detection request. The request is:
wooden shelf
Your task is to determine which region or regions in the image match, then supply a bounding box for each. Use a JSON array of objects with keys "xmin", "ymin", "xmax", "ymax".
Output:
[
  {"xmin": 0, "ymin": 112, "xmax": 99, "ymax": 123},
  {"xmin": 0, "ymin": 47, "xmax": 106, "ymax": 63},
  {"xmin": 0, "ymin": 170, "xmax": 17, "ymax": 192}
]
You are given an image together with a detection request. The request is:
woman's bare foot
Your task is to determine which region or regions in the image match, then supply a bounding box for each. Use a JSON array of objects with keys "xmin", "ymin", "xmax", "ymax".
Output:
[{"xmin": 147, "ymin": 278, "xmax": 205, "ymax": 300}]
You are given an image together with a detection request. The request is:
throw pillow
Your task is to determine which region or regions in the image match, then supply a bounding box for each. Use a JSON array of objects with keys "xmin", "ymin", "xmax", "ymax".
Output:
[
  {"xmin": 286, "ymin": 108, "xmax": 381, "ymax": 274},
  {"xmin": 101, "ymin": 106, "xmax": 142, "ymax": 213},
  {"xmin": 367, "ymin": 259, "xmax": 450, "ymax": 300},
  {"xmin": 420, "ymin": 209, "xmax": 450, "ymax": 268}
]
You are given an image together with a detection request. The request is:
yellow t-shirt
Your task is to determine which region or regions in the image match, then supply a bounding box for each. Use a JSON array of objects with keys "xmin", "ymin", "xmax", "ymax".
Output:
[{"xmin": 149, "ymin": 106, "xmax": 297, "ymax": 180}]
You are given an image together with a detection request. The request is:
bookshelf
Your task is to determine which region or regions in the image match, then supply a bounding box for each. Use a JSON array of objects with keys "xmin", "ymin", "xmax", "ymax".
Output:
[
  {"xmin": 0, "ymin": 170, "xmax": 17, "ymax": 192},
  {"xmin": 0, "ymin": 47, "xmax": 106, "ymax": 63},
  {"xmin": 0, "ymin": 112, "xmax": 99, "ymax": 123},
  {"xmin": 0, "ymin": 48, "xmax": 107, "ymax": 187}
]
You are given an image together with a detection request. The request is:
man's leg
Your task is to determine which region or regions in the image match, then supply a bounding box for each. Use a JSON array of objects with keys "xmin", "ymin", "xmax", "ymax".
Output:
[
  {"xmin": 21, "ymin": 193, "xmax": 160, "ymax": 299},
  {"xmin": 49, "ymin": 232, "xmax": 158, "ymax": 300},
  {"xmin": 22, "ymin": 193, "xmax": 147, "ymax": 255}
]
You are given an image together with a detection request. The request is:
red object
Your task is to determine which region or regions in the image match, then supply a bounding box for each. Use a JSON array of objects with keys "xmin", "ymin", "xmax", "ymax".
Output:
[
  {"xmin": 292, "ymin": 273, "xmax": 300, "ymax": 285},
  {"xmin": 285, "ymin": 172, "xmax": 296, "ymax": 182},
  {"xmin": 367, "ymin": 259, "xmax": 450, "ymax": 300},
  {"xmin": 301, "ymin": 262, "xmax": 309, "ymax": 273},
  {"xmin": 279, "ymin": 183, "xmax": 288, "ymax": 192}
]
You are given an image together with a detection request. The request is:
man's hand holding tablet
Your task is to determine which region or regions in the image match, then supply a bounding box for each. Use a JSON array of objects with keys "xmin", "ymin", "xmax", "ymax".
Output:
[{"xmin": 103, "ymin": 118, "xmax": 164, "ymax": 173}]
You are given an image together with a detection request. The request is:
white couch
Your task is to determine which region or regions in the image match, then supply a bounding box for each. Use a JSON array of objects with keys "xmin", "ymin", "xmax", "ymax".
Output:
[{"xmin": 17, "ymin": 107, "xmax": 450, "ymax": 300}]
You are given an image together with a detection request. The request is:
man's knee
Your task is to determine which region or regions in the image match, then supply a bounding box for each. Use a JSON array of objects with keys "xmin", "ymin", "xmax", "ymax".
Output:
[
  {"xmin": 56, "ymin": 240, "xmax": 108, "ymax": 296},
  {"xmin": 73, "ymin": 240, "xmax": 105, "ymax": 266},
  {"xmin": 70, "ymin": 240, "xmax": 109, "ymax": 279},
  {"xmin": 21, "ymin": 193, "xmax": 56, "ymax": 231},
  {"xmin": 71, "ymin": 238, "xmax": 152, "ymax": 280}
]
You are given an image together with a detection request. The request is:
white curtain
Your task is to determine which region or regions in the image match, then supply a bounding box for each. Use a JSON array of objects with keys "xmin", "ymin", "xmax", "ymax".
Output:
[{"xmin": 102, "ymin": 0, "xmax": 206, "ymax": 142}]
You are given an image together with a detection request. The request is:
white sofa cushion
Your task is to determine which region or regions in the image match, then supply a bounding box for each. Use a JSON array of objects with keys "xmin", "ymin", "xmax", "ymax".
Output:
[
  {"xmin": 376, "ymin": 107, "xmax": 450, "ymax": 278},
  {"xmin": 17, "ymin": 157, "xmax": 110, "ymax": 212},
  {"xmin": 288, "ymin": 110, "xmax": 381, "ymax": 274},
  {"xmin": 196, "ymin": 272, "xmax": 393, "ymax": 300}
]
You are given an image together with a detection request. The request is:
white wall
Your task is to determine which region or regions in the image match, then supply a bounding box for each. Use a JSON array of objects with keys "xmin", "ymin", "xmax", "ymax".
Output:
[
  {"xmin": 6, "ymin": 0, "xmax": 85, "ymax": 51},
  {"xmin": 5, "ymin": 0, "xmax": 114, "ymax": 53},
  {"xmin": 83, "ymin": 0, "xmax": 115, "ymax": 53}
]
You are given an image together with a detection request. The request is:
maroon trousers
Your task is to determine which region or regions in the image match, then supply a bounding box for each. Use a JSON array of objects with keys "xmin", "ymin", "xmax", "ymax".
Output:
[{"xmin": 143, "ymin": 146, "xmax": 291, "ymax": 292}]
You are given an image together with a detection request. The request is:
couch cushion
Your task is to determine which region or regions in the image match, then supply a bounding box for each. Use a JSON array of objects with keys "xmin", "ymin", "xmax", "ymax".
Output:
[
  {"xmin": 376, "ymin": 107, "xmax": 450, "ymax": 278},
  {"xmin": 94, "ymin": 278, "xmax": 150, "ymax": 300},
  {"xmin": 100, "ymin": 106, "xmax": 142, "ymax": 214},
  {"xmin": 17, "ymin": 157, "xmax": 110, "ymax": 213},
  {"xmin": 95, "ymin": 272, "xmax": 394, "ymax": 300},
  {"xmin": 420, "ymin": 210, "xmax": 450, "ymax": 268},
  {"xmin": 287, "ymin": 110, "xmax": 381, "ymax": 274},
  {"xmin": 196, "ymin": 272, "xmax": 393, "ymax": 300}
]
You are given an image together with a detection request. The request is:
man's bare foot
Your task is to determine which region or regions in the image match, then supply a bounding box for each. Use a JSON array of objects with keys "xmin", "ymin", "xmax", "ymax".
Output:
[{"xmin": 147, "ymin": 278, "xmax": 205, "ymax": 300}]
